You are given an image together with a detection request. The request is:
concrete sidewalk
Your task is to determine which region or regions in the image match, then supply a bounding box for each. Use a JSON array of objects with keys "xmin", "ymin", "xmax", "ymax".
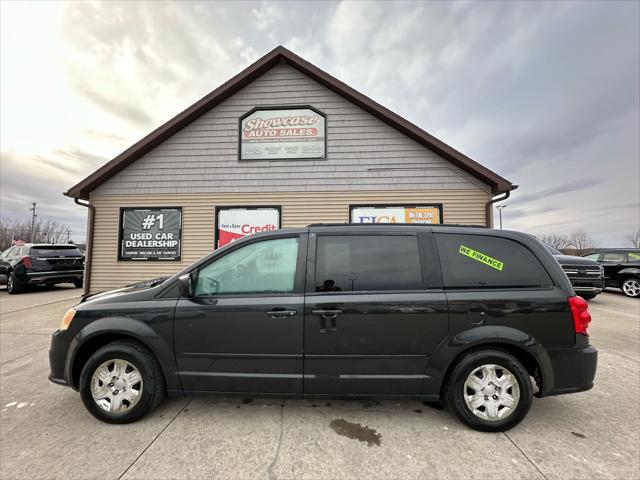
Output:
[{"xmin": 0, "ymin": 288, "xmax": 638, "ymax": 479}]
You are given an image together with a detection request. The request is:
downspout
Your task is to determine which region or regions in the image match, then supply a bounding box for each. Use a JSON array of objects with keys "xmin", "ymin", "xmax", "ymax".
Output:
[
  {"xmin": 485, "ymin": 185, "xmax": 517, "ymax": 227},
  {"xmin": 74, "ymin": 198, "xmax": 94, "ymax": 295}
]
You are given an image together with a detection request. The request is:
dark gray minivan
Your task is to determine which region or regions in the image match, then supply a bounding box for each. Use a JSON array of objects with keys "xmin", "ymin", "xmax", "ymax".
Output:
[{"xmin": 49, "ymin": 225, "xmax": 597, "ymax": 431}]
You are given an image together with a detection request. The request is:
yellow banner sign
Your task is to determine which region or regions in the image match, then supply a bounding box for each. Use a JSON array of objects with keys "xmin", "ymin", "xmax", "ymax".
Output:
[{"xmin": 459, "ymin": 245, "xmax": 504, "ymax": 271}]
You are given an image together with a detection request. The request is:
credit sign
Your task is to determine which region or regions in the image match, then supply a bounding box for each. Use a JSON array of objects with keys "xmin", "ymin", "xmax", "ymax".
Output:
[
  {"xmin": 119, "ymin": 207, "xmax": 182, "ymax": 260},
  {"xmin": 216, "ymin": 207, "xmax": 281, "ymax": 248},
  {"xmin": 240, "ymin": 107, "xmax": 325, "ymax": 160}
]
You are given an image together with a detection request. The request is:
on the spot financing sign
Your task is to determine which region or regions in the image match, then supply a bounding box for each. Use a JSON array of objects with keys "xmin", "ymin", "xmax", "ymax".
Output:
[
  {"xmin": 216, "ymin": 207, "xmax": 280, "ymax": 248},
  {"xmin": 119, "ymin": 207, "xmax": 182, "ymax": 260},
  {"xmin": 350, "ymin": 206, "xmax": 442, "ymax": 224},
  {"xmin": 240, "ymin": 108, "xmax": 325, "ymax": 160}
]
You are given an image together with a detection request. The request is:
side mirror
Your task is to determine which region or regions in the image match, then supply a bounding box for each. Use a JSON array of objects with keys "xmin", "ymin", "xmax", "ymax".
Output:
[{"xmin": 177, "ymin": 273, "xmax": 193, "ymax": 297}]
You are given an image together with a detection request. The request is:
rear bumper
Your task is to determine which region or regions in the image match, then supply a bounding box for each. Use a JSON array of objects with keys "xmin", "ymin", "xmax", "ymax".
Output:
[
  {"xmin": 541, "ymin": 339, "xmax": 597, "ymax": 396},
  {"xmin": 26, "ymin": 270, "xmax": 83, "ymax": 285}
]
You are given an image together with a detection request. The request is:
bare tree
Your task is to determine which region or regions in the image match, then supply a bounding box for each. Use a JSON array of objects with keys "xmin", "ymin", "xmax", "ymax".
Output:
[
  {"xmin": 569, "ymin": 230, "xmax": 595, "ymax": 256},
  {"xmin": 625, "ymin": 229, "xmax": 640, "ymax": 248},
  {"xmin": 537, "ymin": 233, "xmax": 571, "ymax": 250},
  {"xmin": 0, "ymin": 217, "xmax": 74, "ymax": 250}
]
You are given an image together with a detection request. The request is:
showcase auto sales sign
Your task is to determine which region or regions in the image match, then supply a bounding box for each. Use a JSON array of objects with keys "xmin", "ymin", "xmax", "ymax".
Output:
[{"xmin": 240, "ymin": 108, "xmax": 325, "ymax": 160}]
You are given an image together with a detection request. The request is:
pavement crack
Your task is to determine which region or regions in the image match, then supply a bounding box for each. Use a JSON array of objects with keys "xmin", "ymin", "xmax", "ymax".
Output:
[
  {"xmin": 0, "ymin": 296, "xmax": 80, "ymax": 315},
  {"xmin": 117, "ymin": 397, "xmax": 193, "ymax": 480},
  {"xmin": 267, "ymin": 402, "xmax": 285, "ymax": 480},
  {"xmin": 503, "ymin": 431, "xmax": 549, "ymax": 480},
  {"xmin": 0, "ymin": 346, "xmax": 49, "ymax": 366}
]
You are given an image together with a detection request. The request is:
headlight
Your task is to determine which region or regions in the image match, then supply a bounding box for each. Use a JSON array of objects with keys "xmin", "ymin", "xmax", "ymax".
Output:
[{"xmin": 59, "ymin": 308, "xmax": 76, "ymax": 331}]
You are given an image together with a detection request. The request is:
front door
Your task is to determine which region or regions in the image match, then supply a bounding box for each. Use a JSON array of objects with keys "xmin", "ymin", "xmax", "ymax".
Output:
[
  {"xmin": 173, "ymin": 234, "xmax": 306, "ymax": 394},
  {"xmin": 303, "ymin": 230, "xmax": 448, "ymax": 395}
]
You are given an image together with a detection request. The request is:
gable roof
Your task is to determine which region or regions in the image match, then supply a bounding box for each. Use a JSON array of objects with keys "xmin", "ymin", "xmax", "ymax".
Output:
[{"xmin": 65, "ymin": 46, "xmax": 515, "ymax": 200}]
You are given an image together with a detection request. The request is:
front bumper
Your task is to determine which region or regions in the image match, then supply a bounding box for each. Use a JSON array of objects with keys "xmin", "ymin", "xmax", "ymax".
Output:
[
  {"xmin": 48, "ymin": 329, "xmax": 71, "ymax": 388},
  {"xmin": 542, "ymin": 337, "xmax": 597, "ymax": 396},
  {"xmin": 569, "ymin": 278, "xmax": 605, "ymax": 294}
]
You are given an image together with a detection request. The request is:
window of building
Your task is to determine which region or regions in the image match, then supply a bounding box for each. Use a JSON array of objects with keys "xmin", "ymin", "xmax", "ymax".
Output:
[
  {"xmin": 196, "ymin": 237, "xmax": 299, "ymax": 296},
  {"xmin": 314, "ymin": 235, "xmax": 423, "ymax": 292},
  {"xmin": 435, "ymin": 233, "xmax": 553, "ymax": 289}
]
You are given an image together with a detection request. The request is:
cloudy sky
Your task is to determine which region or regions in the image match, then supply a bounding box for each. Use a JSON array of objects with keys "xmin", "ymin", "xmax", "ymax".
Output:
[{"xmin": 1, "ymin": 1, "xmax": 638, "ymax": 245}]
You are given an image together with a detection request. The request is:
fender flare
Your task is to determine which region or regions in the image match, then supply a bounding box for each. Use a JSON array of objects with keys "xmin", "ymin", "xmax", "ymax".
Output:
[
  {"xmin": 617, "ymin": 267, "xmax": 640, "ymax": 277},
  {"xmin": 425, "ymin": 325, "xmax": 555, "ymax": 396},
  {"xmin": 66, "ymin": 316, "xmax": 180, "ymax": 391}
]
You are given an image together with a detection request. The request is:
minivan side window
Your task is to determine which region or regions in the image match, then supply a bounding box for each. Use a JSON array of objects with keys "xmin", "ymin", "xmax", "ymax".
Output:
[
  {"xmin": 435, "ymin": 233, "xmax": 553, "ymax": 289},
  {"xmin": 195, "ymin": 237, "xmax": 299, "ymax": 296},
  {"xmin": 314, "ymin": 235, "xmax": 423, "ymax": 292},
  {"xmin": 602, "ymin": 252, "xmax": 626, "ymax": 263}
]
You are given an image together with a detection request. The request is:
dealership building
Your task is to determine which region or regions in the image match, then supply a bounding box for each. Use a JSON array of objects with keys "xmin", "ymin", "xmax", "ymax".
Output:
[{"xmin": 65, "ymin": 46, "xmax": 516, "ymax": 294}]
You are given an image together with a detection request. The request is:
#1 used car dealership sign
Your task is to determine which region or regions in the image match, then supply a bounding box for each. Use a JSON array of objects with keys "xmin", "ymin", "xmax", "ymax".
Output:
[
  {"xmin": 240, "ymin": 107, "xmax": 326, "ymax": 160},
  {"xmin": 119, "ymin": 208, "xmax": 182, "ymax": 260}
]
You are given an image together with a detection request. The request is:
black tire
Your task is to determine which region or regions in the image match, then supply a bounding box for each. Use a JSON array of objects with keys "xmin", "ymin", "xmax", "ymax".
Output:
[
  {"xmin": 79, "ymin": 340, "xmax": 165, "ymax": 424},
  {"xmin": 580, "ymin": 293, "xmax": 598, "ymax": 300},
  {"xmin": 73, "ymin": 279, "xmax": 83, "ymax": 288},
  {"xmin": 447, "ymin": 349, "xmax": 533, "ymax": 432},
  {"xmin": 7, "ymin": 272, "xmax": 21, "ymax": 294},
  {"xmin": 621, "ymin": 277, "xmax": 640, "ymax": 298}
]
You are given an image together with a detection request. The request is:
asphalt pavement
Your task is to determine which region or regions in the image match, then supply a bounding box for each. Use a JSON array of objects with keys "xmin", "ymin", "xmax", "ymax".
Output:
[{"xmin": 0, "ymin": 285, "xmax": 638, "ymax": 479}]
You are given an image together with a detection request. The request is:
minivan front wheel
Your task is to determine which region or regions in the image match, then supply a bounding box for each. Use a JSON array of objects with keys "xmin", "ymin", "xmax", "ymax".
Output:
[
  {"xmin": 447, "ymin": 349, "xmax": 532, "ymax": 432},
  {"xmin": 79, "ymin": 340, "xmax": 165, "ymax": 424}
]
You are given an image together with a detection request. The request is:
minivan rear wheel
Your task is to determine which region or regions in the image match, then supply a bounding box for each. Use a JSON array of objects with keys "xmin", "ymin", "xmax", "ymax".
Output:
[
  {"xmin": 79, "ymin": 340, "xmax": 165, "ymax": 424},
  {"xmin": 621, "ymin": 278, "xmax": 640, "ymax": 298},
  {"xmin": 447, "ymin": 349, "xmax": 533, "ymax": 432}
]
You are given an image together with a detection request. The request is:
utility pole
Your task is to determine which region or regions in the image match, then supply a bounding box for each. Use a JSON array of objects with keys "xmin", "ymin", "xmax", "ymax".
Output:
[
  {"xmin": 29, "ymin": 202, "xmax": 38, "ymax": 242},
  {"xmin": 66, "ymin": 229, "xmax": 72, "ymax": 243},
  {"xmin": 496, "ymin": 204, "xmax": 508, "ymax": 229}
]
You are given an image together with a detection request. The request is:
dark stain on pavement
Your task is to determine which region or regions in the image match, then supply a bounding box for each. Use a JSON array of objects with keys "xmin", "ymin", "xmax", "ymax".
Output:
[
  {"xmin": 413, "ymin": 409, "xmax": 423, "ymax": 414},
  {"xmin": 571, "ymin": 431, "xmax": 586, "ymax": 438},
  {"xmin": 422, "ymin": 401, "xmax": 444, "ymax": 410},
  {"xmin": 242, "ymin": 398, "xmax": 254, "ymax": 404},
  {"xmin": 329, "ymin": 418, "xmax": 382, "ymax": 447},
  {"xmin": 361, "ymin": 400, "xmax": 381, "ymax": 409}
]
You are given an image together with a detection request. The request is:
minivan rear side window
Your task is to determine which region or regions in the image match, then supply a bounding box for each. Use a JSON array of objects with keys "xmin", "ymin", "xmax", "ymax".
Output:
[
  {"xmin": 315, "ymin": 235, "xmax": 423, "ymax": 292},
  {"xmin": 435, "ymin": 233, "xmax": 552, "ymax": 289}
]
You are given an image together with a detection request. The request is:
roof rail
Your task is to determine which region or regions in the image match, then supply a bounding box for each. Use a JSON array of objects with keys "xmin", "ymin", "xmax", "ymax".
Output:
[{"xmin": 306, "ymin": 223, "xmax": 488, "ymax": 228}]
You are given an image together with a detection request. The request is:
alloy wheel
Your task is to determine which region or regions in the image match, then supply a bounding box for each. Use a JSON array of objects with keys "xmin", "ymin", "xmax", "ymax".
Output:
[
  {"xmin": 90, "ymin": 359, "xmax": 143, "ymax": 413},
  {"xmin": 463, "ymin": 364, "xmax": 520, "ymax": 421},
  {"xmin": 622, "ymin": 279, "xmax": 640, "ymax": 297}
]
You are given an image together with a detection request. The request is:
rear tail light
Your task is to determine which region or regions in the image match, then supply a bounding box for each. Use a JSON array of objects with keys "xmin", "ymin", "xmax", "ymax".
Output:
[
  {"xmin": 568, "ymin": 296, "xmax": 591, "ymax": 336},
  {"xmin": 20, "ymin": 256, "xmax": 32, "ymax": 268}
]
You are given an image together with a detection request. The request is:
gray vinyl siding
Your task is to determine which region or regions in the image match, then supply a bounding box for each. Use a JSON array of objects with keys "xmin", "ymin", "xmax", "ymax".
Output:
[{"xmin": 95, "ymin": 63, "xmax": 490, "ymax": 195}]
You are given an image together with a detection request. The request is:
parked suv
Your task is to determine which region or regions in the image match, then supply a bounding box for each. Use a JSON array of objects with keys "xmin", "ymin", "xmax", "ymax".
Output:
[
  {"xmin": 583, "ymin": 249, "xmax": 640, "ymax": 298},
  {"xmin": 543, "ymin": 245, "xmax": 604, "ymax": 300},
  {"xmin": 0, "ymin": 244, "xmax": 84, "ymax": 294},
  {"xmin": 49, "ymin": 225, "xmax": 597, "ymax": 431}
]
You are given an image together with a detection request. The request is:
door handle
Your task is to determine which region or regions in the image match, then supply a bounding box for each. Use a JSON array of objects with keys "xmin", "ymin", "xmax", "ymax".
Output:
[
  {"xmin": 266, "ymin": 309, "xmax": 297, "ymax": 319},
  {"xmin": 312, "ymin": 310, "xmax": 342, "ymax": 333}
]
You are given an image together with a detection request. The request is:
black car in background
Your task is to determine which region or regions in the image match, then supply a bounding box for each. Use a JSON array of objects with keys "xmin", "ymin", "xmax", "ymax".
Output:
[
  {"xmin": 49, "ymin": 225, "xmax": 597, "ymax": 432},
  {"xmin": 583, "ymin": 249, "xmax": 640, "ymax": 298},
  {"xmin": 0, "ymin": 244, "xmax": 84, "ymax": 294},
  {"xmin": 543, "ymin": 245, "xmax": 604, "ymax": 300}
]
